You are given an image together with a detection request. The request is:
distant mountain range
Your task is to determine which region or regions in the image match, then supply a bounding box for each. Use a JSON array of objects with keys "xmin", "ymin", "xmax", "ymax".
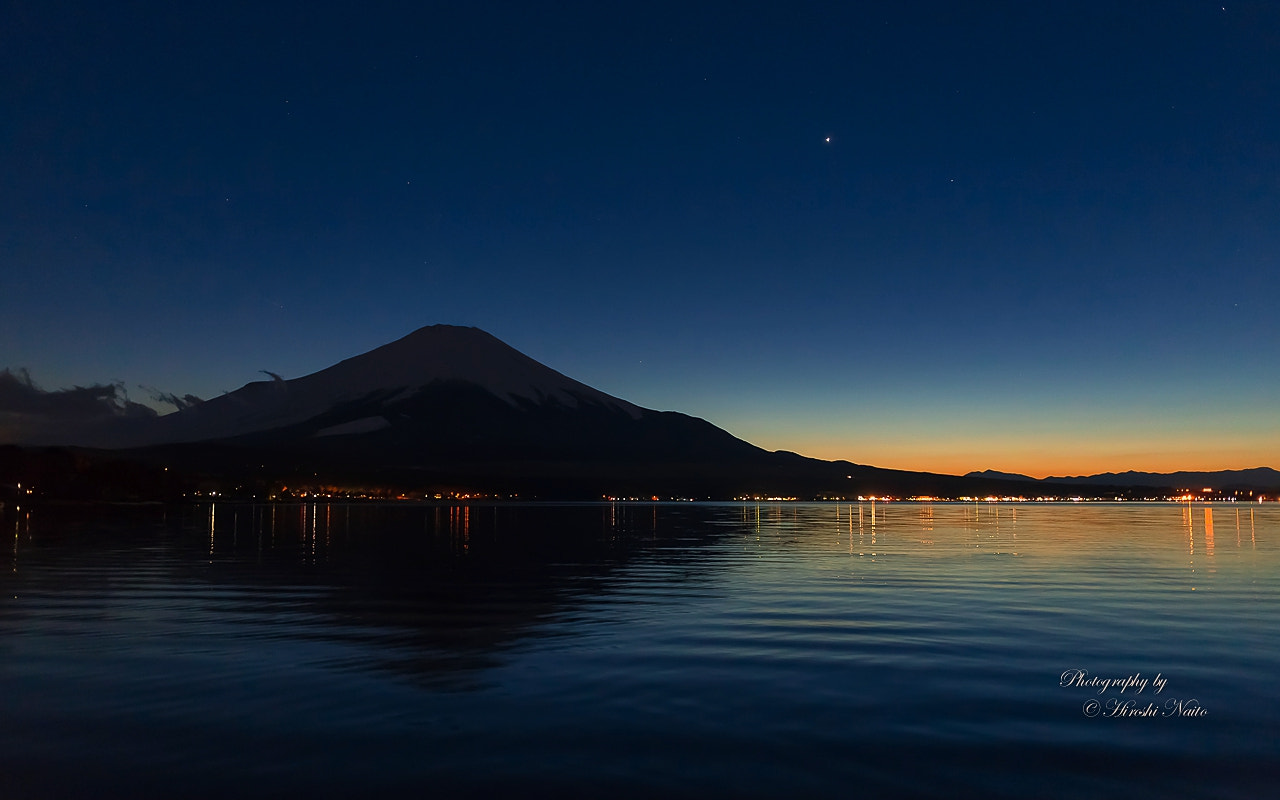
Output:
[
  {"xmin": 966, "ymin": 468, "xmax": 1280, "ymax": 491},
  {"xmin": 3, "ymin": 325, "xmax": 1277, "ymax": 500}
]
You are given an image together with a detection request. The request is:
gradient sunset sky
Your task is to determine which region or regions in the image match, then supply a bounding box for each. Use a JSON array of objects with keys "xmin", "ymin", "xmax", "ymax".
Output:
[{"xmin": 3, "ymin": 1, "xmax": 1277, "ymax": 477}]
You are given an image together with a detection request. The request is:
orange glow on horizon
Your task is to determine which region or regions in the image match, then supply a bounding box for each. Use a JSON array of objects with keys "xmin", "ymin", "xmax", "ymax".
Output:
[{"xmin": 768, "ymin": 441, "xmax": 1276, "ymax": 480}]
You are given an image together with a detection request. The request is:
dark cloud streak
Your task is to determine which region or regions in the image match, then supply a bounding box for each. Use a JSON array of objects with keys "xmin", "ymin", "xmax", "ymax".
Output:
[
  {"xmin": 0, "ymin": 368, "xmax": 156, "ymax": 420},
  {"xmin": 0, "ymin": 368, "xmax": 196, "ymax": 446},
  {"xmin": 143, "ymin": 386, "xmax": 205, "ymax": 411}
]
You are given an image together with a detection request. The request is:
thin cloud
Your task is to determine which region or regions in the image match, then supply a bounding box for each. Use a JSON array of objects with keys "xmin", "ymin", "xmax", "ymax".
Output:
[{"xmin": 143, "ymin": 386, "xmax": 205, "ymax": 411}]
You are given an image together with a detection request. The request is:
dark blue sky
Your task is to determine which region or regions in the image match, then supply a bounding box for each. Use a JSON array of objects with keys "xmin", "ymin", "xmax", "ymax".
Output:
[{"xmin": 4, "ymin": 1, "xmax": 1277, "ymax": 475}]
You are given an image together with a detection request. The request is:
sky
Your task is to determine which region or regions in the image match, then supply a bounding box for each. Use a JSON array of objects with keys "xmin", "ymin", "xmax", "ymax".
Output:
[{"xmin": 3, "ymin": 0, "xmax": 1278, "ymax": 477}]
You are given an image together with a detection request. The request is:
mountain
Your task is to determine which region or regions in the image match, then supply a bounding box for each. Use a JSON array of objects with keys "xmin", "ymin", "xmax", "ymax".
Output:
[
  {"xmin": 91, "ymin": 325, "xmax": 1068, "ymax": 497},
  {"xmin": 122, "ymin": 325, "xmax": 786, "ymax": 495},
  {"xmin": 1040, "ymin": 468, "xmax": 1280, "ymax": 490},
  {"xmin": 964, "ymin": 470, "xmax": 1036, "ymax": 482},
  {"xmin": 143, "ymin": 325, "xmax": 648, "ymax": 446}
]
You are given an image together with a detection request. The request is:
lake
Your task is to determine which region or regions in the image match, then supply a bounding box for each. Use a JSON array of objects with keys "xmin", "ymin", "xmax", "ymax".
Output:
[{"xmin": 2, "ymin": 501, "xmax": 1277, "ymax": 798}]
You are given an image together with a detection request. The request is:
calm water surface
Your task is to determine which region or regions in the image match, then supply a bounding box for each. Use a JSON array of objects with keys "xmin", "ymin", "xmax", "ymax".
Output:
[{"xmin": 2, "ymin": 501, "xmax": 1278, "ymax": 798}]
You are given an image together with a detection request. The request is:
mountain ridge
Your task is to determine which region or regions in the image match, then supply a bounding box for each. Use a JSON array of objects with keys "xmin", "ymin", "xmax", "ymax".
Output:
[{"xmin": 966, "ymin": 467, "xmax": 1280, "ymax": 489}]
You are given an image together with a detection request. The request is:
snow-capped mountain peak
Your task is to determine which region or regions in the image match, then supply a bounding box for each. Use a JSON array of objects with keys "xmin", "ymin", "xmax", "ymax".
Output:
[{"xmin": 148, "ymin": 325, "xmax": 643, "ymax": 444}]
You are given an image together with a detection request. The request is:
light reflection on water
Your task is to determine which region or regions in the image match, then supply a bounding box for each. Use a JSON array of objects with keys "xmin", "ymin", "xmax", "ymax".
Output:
[{"xmin": 1, "ymin": 501, "xmax": 1278, "ymax": 798}]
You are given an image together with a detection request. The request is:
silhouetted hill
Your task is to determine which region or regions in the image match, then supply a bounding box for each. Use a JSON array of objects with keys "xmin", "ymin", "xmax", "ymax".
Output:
[{"xmin": 965, "ymin": 470, "xmax": 1036, "ymax": 482}]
